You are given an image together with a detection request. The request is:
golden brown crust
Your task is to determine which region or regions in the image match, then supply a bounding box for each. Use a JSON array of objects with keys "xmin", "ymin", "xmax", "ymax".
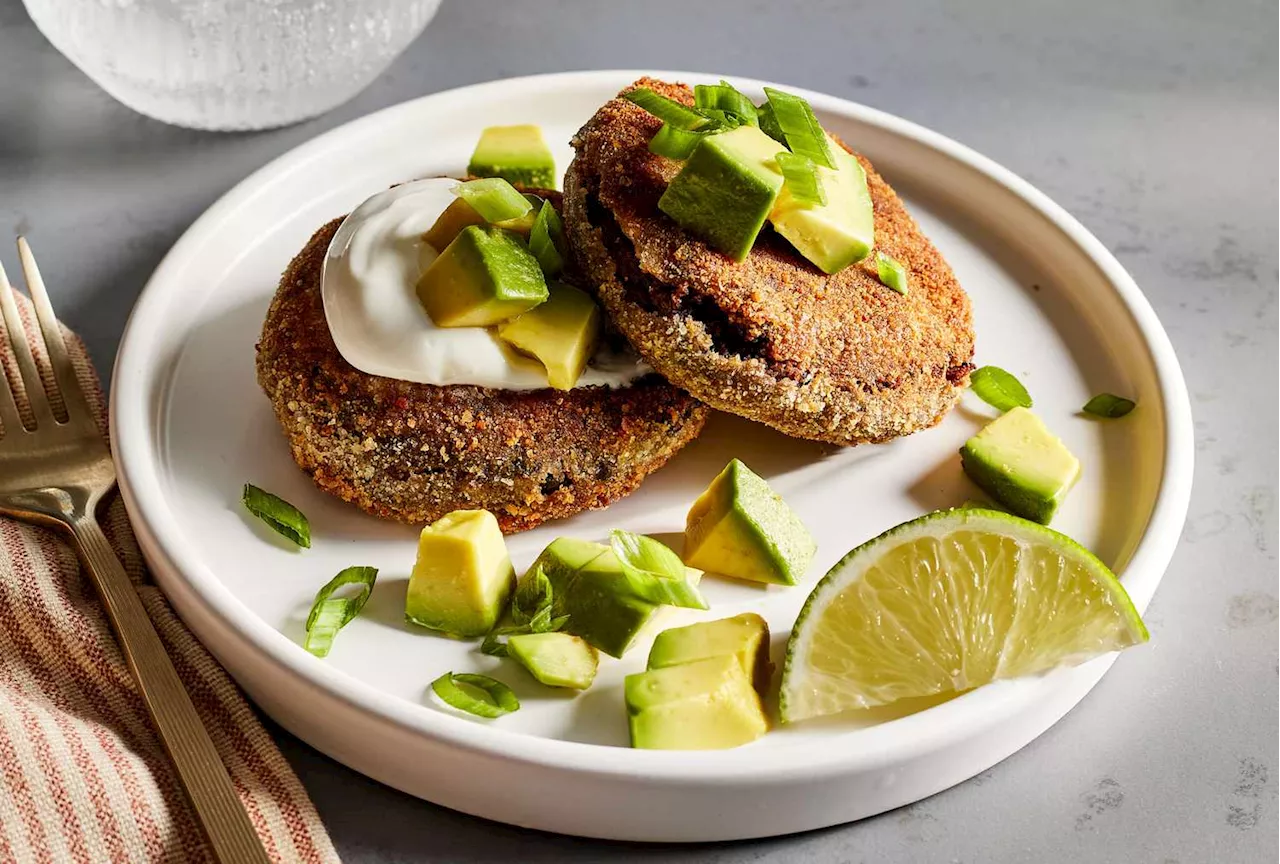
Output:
[
  {"xmin": 255, "ymin": 203, "xmax": 708, "ymax": 533},
  {"xmin": 562, "ymin": 77, "xmax": 974, "ymax": 445}
]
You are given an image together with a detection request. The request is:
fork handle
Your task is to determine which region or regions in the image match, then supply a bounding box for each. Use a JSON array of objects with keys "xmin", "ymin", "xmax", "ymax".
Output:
[{"xmin": 70, "ymin": 516, "xmax": 272, "ymax": 864}]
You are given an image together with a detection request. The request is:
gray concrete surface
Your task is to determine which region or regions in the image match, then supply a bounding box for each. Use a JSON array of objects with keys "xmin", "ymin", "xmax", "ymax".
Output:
[{"xmin": 2, "ymin": 0, "xmax": 1276, "ymax": 860}]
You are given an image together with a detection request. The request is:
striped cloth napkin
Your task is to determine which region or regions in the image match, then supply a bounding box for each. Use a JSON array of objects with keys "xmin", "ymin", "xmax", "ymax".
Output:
[{"xmin": 0, "ymin": 295, "xmax": 339, "ymax": 863}]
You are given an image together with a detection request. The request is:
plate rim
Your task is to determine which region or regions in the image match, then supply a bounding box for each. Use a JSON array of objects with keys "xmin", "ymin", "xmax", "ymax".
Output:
[{"xmin": 109, "ymin": 69, "xmax": 1194, "ymax": 783}]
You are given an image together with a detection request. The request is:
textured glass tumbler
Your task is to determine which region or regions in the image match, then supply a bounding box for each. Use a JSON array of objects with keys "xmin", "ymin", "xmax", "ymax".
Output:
[{"xmin": 23, "ymin": 0, "xmax": 443, "ymax": 131}]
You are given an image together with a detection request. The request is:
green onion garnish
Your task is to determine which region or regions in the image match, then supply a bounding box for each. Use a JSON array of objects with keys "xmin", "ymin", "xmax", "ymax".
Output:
[
  {"xmin": 609, "ymin": 530, "xmax": 708, "ymax": 610},
  {"xmin": 430, "ymin": 672, "xmax": 519, "ymax": 718},
  {"xmin": 695, "ymin": 109, "xmax": 744, "ymax": 130},
  {"xmin": 875, "ymin": 252, "xmax": 909, "ymax": 295},
  {"xmin": 623, "ymin": 88, "xmax": 711, "ymax": 131},
  {"xmin": 1082, "ymin": 393, "xmax": 1136, "ymax": 418},
  {"xmin": 303, "ymin": 599, "xmax": 349, "ymax": 657},
  {"xmin": 757, "ymin": 102, "xmax": 785, "ymax": 145},
  {"xmin": 527, "ymin": 200, "xmax": 565, "ymax": 276},
  {"xmin": 762, "ymin": 87, "xmax": 835, "ymax": 170},
  {"xmin": 776, "ymin": 152, "xmax": 827, "ymax": 206},
  {"xmin": 455, "ymin": 178, "xmax": 533, "ymax": 225},
  {"xmin": 242, "ymin": 484, "xmax": 310, "ymax": 548},
  {"xmin": 969, "ymin": 366, "xmax": 1034, "ymax": 412},
  {"xmin": 480, "ymin": 564, "xmax": 569, "ymax": 656},
  {"xmin": 694, "ymin": 81, "xmax": 758, "ymax": 127},
  {"xmin": 303, "ymin": 566, "xmax": 378, "ymax": 658},
  {"xmin": 648, "ymin": 124, "xmax": 718, "ymax": 160}
]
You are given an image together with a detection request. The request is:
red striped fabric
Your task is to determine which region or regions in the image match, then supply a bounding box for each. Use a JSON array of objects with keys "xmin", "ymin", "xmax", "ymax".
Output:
[{"xmin": 0, "ymin": 296, "xmax": 339, "ymax": 863}]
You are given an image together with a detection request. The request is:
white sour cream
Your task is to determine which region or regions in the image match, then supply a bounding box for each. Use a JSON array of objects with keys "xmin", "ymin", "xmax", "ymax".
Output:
[{"xmin": 321, "ymin": 178, "xmax": 650, "ymax": 390}]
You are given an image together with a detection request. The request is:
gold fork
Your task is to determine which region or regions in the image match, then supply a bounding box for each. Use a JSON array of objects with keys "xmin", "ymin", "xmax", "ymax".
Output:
[{"xmin": 0, "ymin": 239, "xmax": 271, "ymax": 864}]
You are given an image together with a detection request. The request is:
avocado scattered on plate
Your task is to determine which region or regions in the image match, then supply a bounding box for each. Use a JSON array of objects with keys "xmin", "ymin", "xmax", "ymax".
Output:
[
  {"xmin": 684, "ymin": 459, "xmax": 816, "ymax": 585},
  {"xmin": 522, "ymin": 538, "xmax": 703, "ymax": 658},
  {"xmin": 960, "ymin": 406, "xmax": 1081, "ymax": 524},
  {"xmin": 507, "ymin": 632, "xmax": 599, "ymax": 690},
  {"xmin": 647, "ymin": 613, "xmax": 773, "ymax": 696},
  {"xmin": 405, "ymin": 510, "xmax": 514, "ymax": 637},
  {"xmin": 625, "ymin": 655, "xmax": 768, "ymax": 750}
]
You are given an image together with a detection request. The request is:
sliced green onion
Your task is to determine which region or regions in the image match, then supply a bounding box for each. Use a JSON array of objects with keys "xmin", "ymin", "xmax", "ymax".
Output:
[
  {"xmin": 527, "ymin": 201, "xmax": 565, "ymax": 276},
  {"xmin": 762, "ymin": 87, "xmax": 835, "ymax": 170},
  {"xmin": 511, "ymin": 564, "xmax": 554, "ymax": 626},
  {"xmin": 969, "ymin": 366, "xmax": 1033, "ymax": 412},
  {"xmin": 694, "ymin": 81, "xmax": 758, "ymax": 126},
  {"xmin": 1082, "ymin": 393, "xmax": 1136, "ymax": 418},
  {"xmin": 694, "ymin": 109, "xmax": 743, "ymax": 130},
  {"xmin": 776, "ymin": 152, "xmax": 827, "ymax": 206},
  {"xmin": 303, "ymin": 599, "xmax": 349, "ymax": 658},
  {"xmin": 302, "ymin": 566, "xmax": 377, "ymax": 657},
  {"xmin": 876, "ymin": 252, "xmax": 909, "ymax": 295},
  {"xmin": 242, "ymin": 484, "xmax": 310, "ymax": 548},
  {"xmin": 623, "ymin": 88, "xmax": 711, "ymax": 131},
  {"xmin": 609, "ymin": 530, "xmax": 708, "ymax": 610},
  {"xmin": 482, "ymin": 565, "xmax": 569, "ymax": 656},
  {"xmin": 455, "ymin": 178, "xmax": 533, "ymax": 225},
  {"xmin": 431, "ymin": 672, "xmax": 519, "ymax": 718},
  {"xmin": 480, "ymin": 626, "xmax": 519, "ymax": 657},
  {"xmin": 648, "ymin": 124, "xmax": 719, "ymax": 160},
  {"xmin": 757, "ymin": 102, "xmax": 785, "ymax": 145}
]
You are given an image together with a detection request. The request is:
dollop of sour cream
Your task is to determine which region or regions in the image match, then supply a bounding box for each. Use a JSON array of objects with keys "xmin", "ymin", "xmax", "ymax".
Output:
[{"xmin": 321, "ymin": 178, "xmax": 650, "ymax": 390}]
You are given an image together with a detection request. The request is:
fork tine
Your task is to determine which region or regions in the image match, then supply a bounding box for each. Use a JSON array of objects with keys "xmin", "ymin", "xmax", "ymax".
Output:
[
  {"xmin": 19, "ymin": 238, "xmax": 87, "ymax": 422},
  {"xmin": 0, "ymin": 331, "xmax": 22, "ymax": 435},
  {"xmin": 0, "ymin": 257, "xmax": 55, "ymax": 426}
]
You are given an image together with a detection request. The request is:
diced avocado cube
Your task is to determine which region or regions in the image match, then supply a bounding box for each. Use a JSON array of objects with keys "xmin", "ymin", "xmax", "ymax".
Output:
[
  {"xmin": 507, "ymin": 632, "xmax": 599, "ymax": 690},
  {"xmin": 551, "ymin": 549, "xmax": 659, "ymax": 659},
  {"xmin": 684, "ymin": 459, "xmax": 816, "ymax": 585},
  {"xmin": 467, "ymin": 124, "xmax": 557, "ymax": 189},
  {"xmin": 625, "ymin": 655, "xmax": 768, "ymax": 750},
  {"xmin": 532, "ymin": 536, "xmax": 609, "ymax": 581},
  {"xmin": 405, "ymin": 510, "xmax": 514, "ymax": 637},
  {"xmin": 524, "ymin": 539, "xmax": 703, "ymax": 659},
  {"xmin": 422, "ymin": 197, "xmax": 486, "ymax": 253},
  {"xmin": 960, "ymin": 406, "xmax": 1081, "ymax": 524},
  {"xmin": 658, "ymin": 125, "xmax": 784, "ymax": 261},
  {"xmin": 769, "ymin": 133, "xmax": 875, "ymax": 274},
  {"xmin": 647, "ymin": 613, "xmax": 773, "ymax": 695},
  {"xmin": 497, "ymin": 282, "xmax": 602, "ymax": 390},
  {"xmin": 416, "ymin": 225, "xmax": 548, "ymax": 327}
]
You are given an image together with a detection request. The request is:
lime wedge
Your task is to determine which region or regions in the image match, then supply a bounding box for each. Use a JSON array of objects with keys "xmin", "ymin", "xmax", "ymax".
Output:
[{"xmin": 779, "ymin": 509, "xmax": 1148, "ymax": 723}]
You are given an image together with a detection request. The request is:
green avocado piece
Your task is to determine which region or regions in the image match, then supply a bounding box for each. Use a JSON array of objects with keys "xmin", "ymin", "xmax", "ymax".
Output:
[
  {"xmin": 769, "ymin": 133, "xmax": 875, "ymax": 274},
  {"xmin": 684, "ymin": 459, "xmax": 816, "ymax": 585},
  {"xmin": 960, "ymin": 406, "xmax": 1081, "ymax": 524},
  {"xmin": 507, "ymin": 632, "xmax": 599, "ymax": 690},
  {"xmin": 416, "ymin": 225, "xmax": 548, "ymax": 327},
  {"xmin": 525, "ymin": 539, "xmax": 703, "ymax": 658},
  {"xmin": 467, "ymin": 125, "xmax": 557, "ymax": 189},
  {"xmin": 647, "ymin": 613, "xmax": 773, "ymax": 695},
  {"xmin": 555, "ymin": 549, "xmax": 660, "ymax": 659},
  {"xmin": 422, "ymin": 197, "xmax": 486, "ymax": 253},
  {"xmin": 497, "ymin": 282, "xmax": 602, "ymax": 390},
  {"xmin": 658, "ymin": 125, "xmax": 784, "ymax": 261},
  {"xmin": 405, "ymin": 510, "xmax": 514, "ymax": 637},
  {"xmin": 625, "ymin": 655, "xmax": 768, "ymax": 750}
]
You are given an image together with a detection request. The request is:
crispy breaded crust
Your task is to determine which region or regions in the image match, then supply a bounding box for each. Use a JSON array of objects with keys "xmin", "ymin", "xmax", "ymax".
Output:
[
  {"xmin": 563, "ymin": 78, "xmax": 974, "ymax": 445},
  {"xmin": 255, "ymin": 200, "xmax": 708, "ymax": 533}
]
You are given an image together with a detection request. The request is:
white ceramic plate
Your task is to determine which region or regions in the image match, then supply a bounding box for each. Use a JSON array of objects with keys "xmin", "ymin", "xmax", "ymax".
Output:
[{"xmin": 110, "ymin": 71, "xmax": 1193, "ymax": 841}]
